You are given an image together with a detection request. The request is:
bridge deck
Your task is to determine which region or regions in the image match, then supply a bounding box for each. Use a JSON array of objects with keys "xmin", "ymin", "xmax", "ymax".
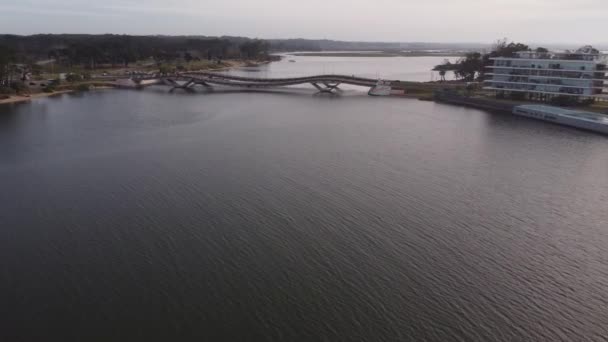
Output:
[
  {"xmin": 185, "ymin": 72, "xmax": 379, "ymax": 84},
  {"xmin": 135, "ymin": 72, "xmax": 381, "ymax": 89}
]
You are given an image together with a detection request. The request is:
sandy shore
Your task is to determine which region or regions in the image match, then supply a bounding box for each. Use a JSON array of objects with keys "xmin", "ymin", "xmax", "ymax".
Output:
[{"xmin": 0, "ymin": 86, "xmax": 119, "ymax": 106}]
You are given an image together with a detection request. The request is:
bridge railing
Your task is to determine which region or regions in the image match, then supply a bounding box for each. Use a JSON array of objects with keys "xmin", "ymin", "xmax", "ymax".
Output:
[
  {"xmin": 182, "ymin": 72, "xmax": 380, "ymax": 84},
  {"xmin": 186, "ymin": 77, "xmax": 376, "ymax": 88}
]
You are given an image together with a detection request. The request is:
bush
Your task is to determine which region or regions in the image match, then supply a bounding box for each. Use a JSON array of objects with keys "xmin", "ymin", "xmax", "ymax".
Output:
[
  {"xmin": 550, "ymin": 95, "xmax": 578, "ymax": 107},
  {"xmin": 65, "ymin": 74, "xmax": 83, "ymax": 82},
  {"xmin": 158, "ymin": 64, "xmax": 172, "ymax": 75},
  {"xmin": 0, "ymin": 94, "xmax": 11, "ymax": 100},
  {"xmin": 76, "ymin": 84, "xmax": 90, "ymax": 91},
  {"xmin": 31, "ymin": 64, "xmax": 43, "ymax": 76},
  {"xmin": 10, "ymin": 81, "xmax": 28, "ymax": 93},
  {"xmin": 43, "ymin": 86, "xmax": 56, "ymax": 93},
  {"xmin": 0, "ymin": 86, "xmax": 16, "ymax": 95}
]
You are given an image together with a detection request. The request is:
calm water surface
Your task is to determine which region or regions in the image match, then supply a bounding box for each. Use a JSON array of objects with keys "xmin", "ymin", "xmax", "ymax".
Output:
[
  {"xmin": 222, "ymin": 54, "xmax": 457, "ymax": 81},
  {"xmin": 1, "ymin": 58, "xmax": 608, "ymax": 341}
]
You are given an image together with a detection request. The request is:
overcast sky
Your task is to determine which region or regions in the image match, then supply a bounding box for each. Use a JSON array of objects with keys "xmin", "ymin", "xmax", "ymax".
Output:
[{"xmin": 1, "ymin": 0, "xmax": 607, "ymax": 44}]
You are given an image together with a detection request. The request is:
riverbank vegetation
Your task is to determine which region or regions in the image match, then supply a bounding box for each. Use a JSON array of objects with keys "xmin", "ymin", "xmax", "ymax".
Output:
[
  {"xmin": 0, "ymin": 34, "xmax": 274, "ymax": 99},
  {"xmin": 433, "ymin": 39, "xmax": 531, "ymax": 81},
  {"xmin": 431, "ymin": 40, "xmax": 608, "ymax": 111},
  {"xmin": 0, "ymin": 34, "xmax": 271, "ymax": 69}
]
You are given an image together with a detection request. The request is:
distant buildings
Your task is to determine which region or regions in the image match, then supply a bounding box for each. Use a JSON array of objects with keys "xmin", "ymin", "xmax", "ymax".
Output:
[{"xmin": 484, "ymin": 46, "xmax": 608, "ymax": 102}]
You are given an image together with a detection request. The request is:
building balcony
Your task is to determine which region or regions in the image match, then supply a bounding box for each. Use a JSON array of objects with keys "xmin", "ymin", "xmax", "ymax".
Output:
[
  {"xmin": 491, "ymin": 54, "xmax": 605, "ymax": 62},
  {"xmin": 483, "ymin": 86, "xmax": 608, "ymax": 99},
  {"xmin": 487, "ymin": 65, "xmax": 608, "ymax": 73},
  {"xmin": 485, "ymin": 72, "xmax": 608, "ymax": 81}
]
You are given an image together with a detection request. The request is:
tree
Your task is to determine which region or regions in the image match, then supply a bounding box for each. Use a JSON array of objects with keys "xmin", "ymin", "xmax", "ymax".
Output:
[
  {"xmin": 455, "ymin": 52, "xmax": 483, "ymax": 81},
  {"xmin": 0, "ymin": 34, "xmax": 272, "ymax": 74},
  {"xmin": 439, "ymin": 69, "xmax": 447, "ymax": 82},
  {"xmin": 490, "ymin": 39, "xmax": 529, "ymax": 58},
  {"xmin": 433, "ymin": 59, "xmax": 456, "ymax": 81},
  {"xmin": 30, "ymin": 64, "xmax": 43, "ymax": 77},
  {"xmin": 433, "ymin": 59, "xmax": 455, "ymax": 71},
  {"xmin": 0, "ymin": 45, "xmax": 16, "ymax": 86},
  {"xmin": 158, "ymin": 64, "xmax": 171, "ymax": 75},
  {"xmin": 239, "ymin": 39, "xmax": 269, "ymax": 59},
  {"xmin": 432, "ymin": 39, "xmax": 530, "ymax": 81},
  {"xmin": 184, "ymin": 52, "xmax": 193, "ymax": 63},
  {"xmin": 65, "ymin": 73, "xmax": 83, "ymax": 82}
]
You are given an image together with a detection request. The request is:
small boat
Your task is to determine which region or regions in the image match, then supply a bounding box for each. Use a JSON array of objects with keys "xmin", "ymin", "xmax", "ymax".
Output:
[{"xmin": 288, "ymin": 60, "xmax": 296, "ymax": 63}]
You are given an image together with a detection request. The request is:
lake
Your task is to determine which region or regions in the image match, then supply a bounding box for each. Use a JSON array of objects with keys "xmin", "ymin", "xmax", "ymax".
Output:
[
  {"xmin": 1, "ymin": 56, "xmax": 608, "ymax": 341},
  {"xmin": 222, "ymin": 54, "xmax": 457, "ymax": 81}
]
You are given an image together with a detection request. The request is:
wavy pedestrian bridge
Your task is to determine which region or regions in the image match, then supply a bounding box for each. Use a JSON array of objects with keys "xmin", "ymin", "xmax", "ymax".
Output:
[{"xmin": 128, "ymin": 72, "xmax": 385, "ymax": 94}]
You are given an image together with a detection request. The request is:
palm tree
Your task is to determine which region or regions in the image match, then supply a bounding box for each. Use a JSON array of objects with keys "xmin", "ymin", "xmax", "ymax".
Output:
[{"xmin": 439, "ymin": 70, "xmax": 447, "ymax": 82}]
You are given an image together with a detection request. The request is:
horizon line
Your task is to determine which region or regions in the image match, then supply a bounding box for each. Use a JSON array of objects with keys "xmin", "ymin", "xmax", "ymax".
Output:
[{"xmin": 1, "ymin": 32, "xmax": 607, "ymax": 47}]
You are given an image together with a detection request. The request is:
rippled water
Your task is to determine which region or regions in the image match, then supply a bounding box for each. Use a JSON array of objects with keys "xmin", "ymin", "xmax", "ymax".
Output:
[{"xmin": 1, "ymin": 59, "xmax": 608, "ymax": 341}]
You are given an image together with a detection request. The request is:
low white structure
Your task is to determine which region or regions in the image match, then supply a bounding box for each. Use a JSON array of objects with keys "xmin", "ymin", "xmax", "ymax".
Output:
[
  {"xmin": 484, "ymin": 46, "xmax": 608, "ymax": 101},
  {"xmin": 513, "ymin": 105, "xmax": 608, "ymax": 135}
]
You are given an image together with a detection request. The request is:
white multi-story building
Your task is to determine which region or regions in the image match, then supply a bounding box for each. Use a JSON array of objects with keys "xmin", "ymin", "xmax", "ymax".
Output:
[{"xmin": 484, "ymin": 46, "xmax": 608, "ymax": 101}]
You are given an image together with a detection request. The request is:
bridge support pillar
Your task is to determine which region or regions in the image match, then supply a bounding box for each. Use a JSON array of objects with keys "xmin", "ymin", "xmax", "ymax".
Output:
[
  {"xmin": 163, "ymin": 78, "xmax": 179, "ymax": 87},
  {"xmin": 196, "ymin": 80, "xmax": 213, "ymax": 88},
  {"xmin": 311, "ymin": 82, "xmax": 342, "ymax": 94},
  {"xmin": 168, "ymin": 78, "xmax": 198, "ymax": 93}
]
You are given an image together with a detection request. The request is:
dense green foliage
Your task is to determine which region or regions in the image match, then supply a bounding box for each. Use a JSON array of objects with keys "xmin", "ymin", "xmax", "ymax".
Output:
[
  {"xmin": 0, "ymin": 86, "xmax": 15, "ymax": 95},
  {"xmin": 434, "ymin": 39, "xmax": 531, "ymax": 81},
  {"xmin": 0, "ymin": 45, "xmax": 16, "ymax": 86},
  {"xmin": 65, "ymin": 73, "xmax": 83, "ymax": 82},
  {"xmin": 0, "ymin": 34, "xmax": 271, "ymax": 70},
  {"xmin": 487, "ymin": 39, "xmax": 530, "ymax": 58},
  {"xmin": 76, "ymin": 84, "xmax": 90, "ymax": 91},
  {"xmin": 42, "ymin": 85, "xmax": 56, "ymax": 93}
]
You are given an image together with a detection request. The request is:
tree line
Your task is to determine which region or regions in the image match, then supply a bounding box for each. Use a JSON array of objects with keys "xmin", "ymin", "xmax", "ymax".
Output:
[
  {"xmin": 0, "ymin": 45, "xmax": 17, "ymax": 87},
  {"xmin": 0, "ymin": 34, "xmax": 271, "ymax": 70}
]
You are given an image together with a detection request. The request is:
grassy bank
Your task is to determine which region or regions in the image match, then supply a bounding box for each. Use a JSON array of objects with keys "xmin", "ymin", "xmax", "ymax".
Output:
[{"xmin": 390, "ymin": 80, "xmax": 467, "ymax": 100}]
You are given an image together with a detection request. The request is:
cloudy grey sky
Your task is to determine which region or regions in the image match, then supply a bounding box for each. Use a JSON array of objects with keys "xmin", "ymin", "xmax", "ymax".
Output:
[{"xmin": 1, "ymin": 0, "xmax": 607, "ymax": 43}]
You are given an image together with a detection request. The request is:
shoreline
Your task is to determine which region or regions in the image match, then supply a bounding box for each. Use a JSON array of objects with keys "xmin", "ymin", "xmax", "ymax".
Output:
[
  {"xmin": 0, "ymin": 59, "xmax": 262, "ymax": 106},
  {"xmin": 0, "ymin": 86, "xmax": 117, "ymax": 106},
  {"xmin": 0, "ymin": 90, "xmax": 75, "ymax": 105}
]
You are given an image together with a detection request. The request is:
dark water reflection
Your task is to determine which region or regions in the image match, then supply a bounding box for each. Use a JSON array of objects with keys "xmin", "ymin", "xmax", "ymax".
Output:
[{"xmin": 1, "ymin": 89, "xmax": 608, "ymax": 341}]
